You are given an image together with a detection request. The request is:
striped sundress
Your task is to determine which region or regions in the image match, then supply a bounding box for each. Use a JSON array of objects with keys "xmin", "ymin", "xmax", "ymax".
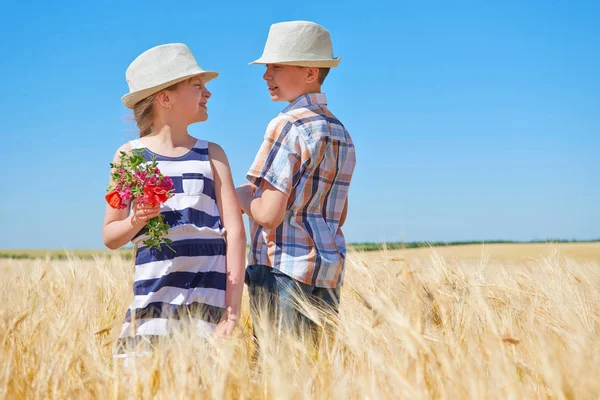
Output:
[{"xmin": 114, "ymin": 138, "xmax": 227, "ymax": 358}]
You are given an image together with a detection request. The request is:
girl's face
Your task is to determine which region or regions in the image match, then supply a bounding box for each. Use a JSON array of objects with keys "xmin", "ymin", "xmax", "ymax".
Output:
[{"xmin": 168, "ymin": 76, "xmax": 212, "ymax": 123}]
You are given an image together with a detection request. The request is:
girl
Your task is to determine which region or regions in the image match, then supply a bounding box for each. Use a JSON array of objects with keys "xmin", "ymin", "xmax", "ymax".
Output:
[{"xmin": 102, "ymin": 43, "xmax": 246, "ymax": 358}]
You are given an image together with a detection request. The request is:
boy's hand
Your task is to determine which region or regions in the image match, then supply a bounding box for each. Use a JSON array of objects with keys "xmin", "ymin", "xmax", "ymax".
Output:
[
  {"xmin": 236, "ymin": 183, "xmax": 255, "ymax": 194},
  {"xmin": 236, "ymin": 184, "xmax": 255, "ymax": 214}
]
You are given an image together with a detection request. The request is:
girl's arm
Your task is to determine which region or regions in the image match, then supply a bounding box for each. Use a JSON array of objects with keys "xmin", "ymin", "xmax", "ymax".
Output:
[
  {"xmin": 209, "ymin": 142, "xmax": 246, "ymax": 335},
  {"xmin": 102, "ymin": 143, "xmax": 161, "ymax": 250}
]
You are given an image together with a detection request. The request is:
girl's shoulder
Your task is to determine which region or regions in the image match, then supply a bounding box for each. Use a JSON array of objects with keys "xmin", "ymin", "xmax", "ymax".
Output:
[
  {"xmin": 110, "ymin": 141, "xmax": 134, "ymax": 163},
  {"xmin": 206, "ymin": 141, "xmax": 233, "ymax": 175},
  {"xmin": 206, "ymin": 141, "xmax": 227, "ymax": 161},
  {"xmin": 118, "ymin": 141, "xmax": 133, "ymax": 152},
  {"xmin": 112, "ymin": 138, "xmax": 150, "ymax": 158}
]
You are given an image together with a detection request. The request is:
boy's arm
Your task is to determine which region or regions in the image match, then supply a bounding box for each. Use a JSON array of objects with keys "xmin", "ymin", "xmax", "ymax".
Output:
[
  {"xmin": 237, "ymin": 182, "xmax": 289, "ymax": 230},
  {"xmin": 340, "ymin": 198, "xmax": 348, "ymax": 227},
  {"xmin": 238, "ymin": 120, "xmax": 301, "ymax": 230}
]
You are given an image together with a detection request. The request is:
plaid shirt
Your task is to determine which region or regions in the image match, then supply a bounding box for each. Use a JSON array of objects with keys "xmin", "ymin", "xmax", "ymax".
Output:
[{"xmin": 246, "ymin": 93, "xmax": 356, "ymax": 288}]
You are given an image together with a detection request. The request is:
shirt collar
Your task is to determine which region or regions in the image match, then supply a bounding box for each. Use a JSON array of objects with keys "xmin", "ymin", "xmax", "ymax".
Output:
[{"xmin": 282, "ymin": 93, "xmax": 328, "ymax": 113}]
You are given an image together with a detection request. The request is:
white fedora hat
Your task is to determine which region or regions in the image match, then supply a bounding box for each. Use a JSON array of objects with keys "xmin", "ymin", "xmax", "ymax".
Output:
[
  {"xmin": 121, "ymin": 43, "xmax": 218, "ymax": 109},
  {"xmin": 250, "ymin": 21, "xmax": 341, "ymax": 68}
]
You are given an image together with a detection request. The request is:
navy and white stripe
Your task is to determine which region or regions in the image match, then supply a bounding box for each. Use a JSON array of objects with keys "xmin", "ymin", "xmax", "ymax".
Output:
[{"xmin": 115, "ymin": 138, "xmax": 226, "ymax": 358}]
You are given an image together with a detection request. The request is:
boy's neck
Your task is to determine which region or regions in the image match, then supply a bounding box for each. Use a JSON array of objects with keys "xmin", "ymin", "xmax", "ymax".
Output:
[
  {"xmin": 288, "ymin": 81, "xmax": 323, "ymax": 103},
  {"xmin": 288, "ymin": 89, "xmax": 323, "ymax": 103}
]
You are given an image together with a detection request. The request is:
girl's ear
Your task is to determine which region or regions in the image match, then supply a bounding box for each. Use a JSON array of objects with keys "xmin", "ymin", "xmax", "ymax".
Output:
[{"xmin": 155, "ymin": 90, "xmax": 172, "ymax": 110}]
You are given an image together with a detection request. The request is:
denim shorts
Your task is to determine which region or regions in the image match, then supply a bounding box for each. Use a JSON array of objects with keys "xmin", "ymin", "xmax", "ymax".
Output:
[{"xmin": 245, "ymin": 265, "xmax": 340, "ymax": 335}]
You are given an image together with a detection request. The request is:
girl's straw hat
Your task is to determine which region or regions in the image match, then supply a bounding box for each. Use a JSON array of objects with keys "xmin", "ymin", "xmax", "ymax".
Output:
[
  {"xmin": 122, "ymin": 43, "xmax": 218, "ymax": 109},
  {"xmin": 250, "ymin": 21, "xmax": 341, "ymax": 68}
]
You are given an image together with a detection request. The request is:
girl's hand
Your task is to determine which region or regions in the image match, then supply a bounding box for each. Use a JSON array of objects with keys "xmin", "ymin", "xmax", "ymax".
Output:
[
  {"xmin": 131, "ymin": 201, "xmax": 161, "ymax": 226},
  {"xmin": 214, "ymin": 314, "xmax": 239, "ymax": 338}
]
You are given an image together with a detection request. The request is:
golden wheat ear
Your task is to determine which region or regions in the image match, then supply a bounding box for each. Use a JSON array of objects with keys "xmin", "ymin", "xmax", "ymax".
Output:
[{"xmin": 2, "ymin": 244, "xmax": 599, "ymax": 398}]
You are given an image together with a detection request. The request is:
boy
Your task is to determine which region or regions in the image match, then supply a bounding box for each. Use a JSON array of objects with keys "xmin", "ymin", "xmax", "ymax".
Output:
[{"xmin": 236, "ymin": 21, "xmax": 356, "ymax": 339}]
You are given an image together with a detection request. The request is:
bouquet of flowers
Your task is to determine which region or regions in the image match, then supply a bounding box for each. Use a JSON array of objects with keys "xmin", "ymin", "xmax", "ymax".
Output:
[{"xmin": 105, "ymin": 149, "xmax": 175, "ymax": 251}]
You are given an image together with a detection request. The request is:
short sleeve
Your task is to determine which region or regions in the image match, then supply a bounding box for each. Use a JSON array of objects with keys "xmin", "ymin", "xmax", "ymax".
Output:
[{"xmin": 246, "ymin": 119, "xmax": 302, "ymax": 194}]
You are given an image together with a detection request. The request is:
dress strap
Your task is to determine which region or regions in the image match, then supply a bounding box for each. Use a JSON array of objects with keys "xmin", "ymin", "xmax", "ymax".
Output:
[
  {"xmin": 194, "ymin": 139, "xmax": 208, "ymax": 150},
  {"xmin": 129, "ymin": 139, "xmax": 143, "ymax": 149}
]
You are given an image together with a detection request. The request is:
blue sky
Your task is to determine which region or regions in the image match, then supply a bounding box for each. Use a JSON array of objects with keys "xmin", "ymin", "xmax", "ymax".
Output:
[{"xmin": 0, "ymin": 1, "xmax": 598, "ymax": 249}]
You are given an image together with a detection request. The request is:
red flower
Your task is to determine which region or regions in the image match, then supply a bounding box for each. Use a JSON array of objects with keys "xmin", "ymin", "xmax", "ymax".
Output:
[
  {"xmin": 105, "ymin": 190, "xmax": 123, "ymax": 209},
  {"xmin": 144, "ymin": 184, "xmax": 169, "ymax": 206}
]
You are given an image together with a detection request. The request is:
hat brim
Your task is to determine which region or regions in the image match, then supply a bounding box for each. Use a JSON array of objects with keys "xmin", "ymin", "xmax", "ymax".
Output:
[
  {"xmin": 121, "ymin": 71, "xmax": 218, "ymax": 109},
  {"xmin": 249, "ymin": 57, "xmax": 341, "ymax": 68}
]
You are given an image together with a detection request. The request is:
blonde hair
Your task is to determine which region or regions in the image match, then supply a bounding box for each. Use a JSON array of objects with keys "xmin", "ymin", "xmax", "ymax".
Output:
[{"xmin": 132, "ymin": 81, "xmax": 181, "ymax": 137}]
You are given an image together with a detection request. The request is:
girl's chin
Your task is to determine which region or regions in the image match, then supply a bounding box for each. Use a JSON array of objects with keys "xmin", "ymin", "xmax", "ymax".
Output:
[{"xmin": 192, "ymin": 113, "xmax": 208, "ymax": 123}]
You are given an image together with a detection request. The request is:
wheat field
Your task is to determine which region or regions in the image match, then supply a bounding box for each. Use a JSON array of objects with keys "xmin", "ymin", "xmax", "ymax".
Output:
[{"xmin": 1, "ymin": 243, "xmax": 599, "ymax": 399}]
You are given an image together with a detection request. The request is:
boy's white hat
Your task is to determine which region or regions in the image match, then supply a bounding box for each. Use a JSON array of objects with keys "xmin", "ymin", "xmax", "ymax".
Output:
[
  {"xmin": 121, "ymin": 43, "xmax": 218, "ymax": 109},
  {"xmin": 250, "ymin": 21, "xmax": 341, "ymax": 68}
]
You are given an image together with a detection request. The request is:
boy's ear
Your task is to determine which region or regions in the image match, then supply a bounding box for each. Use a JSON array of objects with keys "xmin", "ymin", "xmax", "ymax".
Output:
[{"xmin": 305, "ymin": 67, "xmax": 320, "ymax": 84}]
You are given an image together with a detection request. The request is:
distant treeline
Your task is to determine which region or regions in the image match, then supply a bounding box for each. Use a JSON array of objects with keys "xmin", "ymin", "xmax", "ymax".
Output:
[
  {"xmin": 350, "ymin": 239, "xmax": 600, "ymax": 252},
  {"xmin": 1, "ymin": 239, "xmax": 598, "ymax": 260}
]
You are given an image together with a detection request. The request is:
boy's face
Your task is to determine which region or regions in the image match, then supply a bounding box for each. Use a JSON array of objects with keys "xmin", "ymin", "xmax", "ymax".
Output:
[{"xmin": 263, "ymin": 64, "xmax": 316, "ymax": 102}]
